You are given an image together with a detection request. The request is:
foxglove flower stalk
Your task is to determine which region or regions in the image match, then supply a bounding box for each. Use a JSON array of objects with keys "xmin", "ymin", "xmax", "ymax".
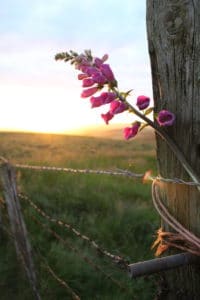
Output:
[
  {"xmin": 136, "ymin": 95, "xmax": 150, "ymax": 110},
  {"xmin": 56, "ymin": 50, "xmax": 200, "ymax": 190},
  {"xmin": 157, "ymin": 110, "xmax": 175, "ymax": 126}
]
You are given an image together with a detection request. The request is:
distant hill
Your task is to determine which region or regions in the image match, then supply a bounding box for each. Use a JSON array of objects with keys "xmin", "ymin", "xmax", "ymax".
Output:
[{"xmin": 67, "ymin": 123, "xmax": 155, "ymax": 141}]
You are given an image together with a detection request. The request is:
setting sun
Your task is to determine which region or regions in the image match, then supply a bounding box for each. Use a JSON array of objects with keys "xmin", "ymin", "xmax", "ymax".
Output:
[
  {"xmin": 0, "ymin": 84, "xmax": 105, "ymax": 134},
  {"xmin": 0, "ymin": 82, "xmax": 145, "ymax": 135}
]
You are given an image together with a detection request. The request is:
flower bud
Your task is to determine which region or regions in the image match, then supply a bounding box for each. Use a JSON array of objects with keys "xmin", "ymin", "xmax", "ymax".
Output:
[{"xmin": 136, "ymin": 95, "xmax": 150, "ymax": 110}]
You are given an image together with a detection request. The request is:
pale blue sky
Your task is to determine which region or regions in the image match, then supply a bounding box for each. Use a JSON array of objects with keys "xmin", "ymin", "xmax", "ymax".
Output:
[{"xmin": 0, "ymin": 0, "xmax": 152, "ymax": 133}]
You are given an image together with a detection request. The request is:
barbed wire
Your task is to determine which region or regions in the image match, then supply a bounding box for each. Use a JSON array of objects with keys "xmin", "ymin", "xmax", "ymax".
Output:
[
  {"xmin": 15, "ymin": 163, "xmax": 143, "ymax": 178},
  {"xmin": 31, "ymin": 214, "xmax": 132, "ymax": 296},
  {"xmin": 30, "ymin": 238, "xmax": 81, "ymax": 300},
  {"xmin": 19, "ymin": 193, "xmax": 129, "ymax": 270},
  {"xmin": 1, "ymin": 217, "xmax": 81, "ymax": 300},
  {"xmin": 15, "ymin": 163, "xmax": 200, "ymax": 187},
  {"xmin": 43, "ymin": 263, "xmax": 81, "ymax": 300}
]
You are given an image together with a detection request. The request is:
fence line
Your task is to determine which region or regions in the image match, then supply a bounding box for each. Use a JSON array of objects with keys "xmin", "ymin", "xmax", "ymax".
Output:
[
  {"xmin": 1, "ymin": 158, "xmax": 200, "ymax": 299},
  {"xmin": 1, "ymin": 214, "xmax": 81, "ymax": 300},
  {"xmin": 15, "ymin": 163, "xmax": 200, "ymax": 187},
  {"xmin": 31, "ymin": 215, "xmax": 132, "ymax": 296},
  {"xmin": 30, "ymin": 239, "xmax": 81, "ymax": 300},
  {"xmin": 44, "ymin": 264, "xmax": 81, "ymax": 300},
  {"xmin": 19, "ymin": 193, "xmax": 129, "ymax": 270}
]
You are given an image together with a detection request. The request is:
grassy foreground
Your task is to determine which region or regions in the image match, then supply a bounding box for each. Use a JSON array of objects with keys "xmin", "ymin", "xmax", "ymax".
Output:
[{"xmin": 0, "ymin": 131, "xmax": 159, "ymax": 300}]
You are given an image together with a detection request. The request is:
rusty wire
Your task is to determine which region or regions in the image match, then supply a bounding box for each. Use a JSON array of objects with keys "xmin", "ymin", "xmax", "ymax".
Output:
[
  {"xmin": 31, "ymin": 214, "xmax": 132, "ymax": 296},
  {"xmin": 152, "ymin": 180, "xmax": 200, "ymax": 256},
  {"xmin": 15, "ymin": 162, "xmax": 200, "ymax": 187},
  {"xmin": 19, "ymin": 193, "xmax": 129, "ymax": 270}
]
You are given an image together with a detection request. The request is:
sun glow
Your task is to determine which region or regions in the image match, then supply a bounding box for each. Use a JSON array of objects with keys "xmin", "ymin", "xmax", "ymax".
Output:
[
  {"xmin": 0, "ymin": 83, "xmax": 138, "ymax": 135},
  {"xmin": 0, "ymin": 84, "xmax": 105, "ymax": 134}
]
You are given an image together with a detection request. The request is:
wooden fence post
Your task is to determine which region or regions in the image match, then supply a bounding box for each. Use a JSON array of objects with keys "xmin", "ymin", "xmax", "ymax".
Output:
[
  {"xmin": 147, "ymin": 1, "xmax": 200, "ymax": 298},
  {"xmin": 0, "ymin": 161, "xmax": 41, "ymax": 300}
]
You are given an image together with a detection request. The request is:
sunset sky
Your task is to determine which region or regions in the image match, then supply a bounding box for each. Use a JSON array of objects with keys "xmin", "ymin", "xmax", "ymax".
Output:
[{"xmin": 0, "ymin": 0, "xmax": 152, "ymax": 133}]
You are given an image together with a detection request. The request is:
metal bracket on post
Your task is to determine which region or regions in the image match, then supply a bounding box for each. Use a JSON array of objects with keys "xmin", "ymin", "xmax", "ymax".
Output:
[{"xmin": 129, "ymin": 252, "xmax": 200, "ymax": 278}]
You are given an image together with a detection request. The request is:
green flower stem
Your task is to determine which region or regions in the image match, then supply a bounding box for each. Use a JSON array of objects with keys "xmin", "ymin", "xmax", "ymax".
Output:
[{"xmin": 113, "ymin": 87, "xmax": 200, "ymax": 187}]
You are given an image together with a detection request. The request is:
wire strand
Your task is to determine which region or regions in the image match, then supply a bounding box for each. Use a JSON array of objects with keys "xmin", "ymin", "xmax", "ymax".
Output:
[{"xmin": 15, "ymin": 162, "xmax": 200, "ymax": 187}]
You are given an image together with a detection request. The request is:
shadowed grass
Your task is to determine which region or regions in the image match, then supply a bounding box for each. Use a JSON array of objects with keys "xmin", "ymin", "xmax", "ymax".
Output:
[{"xmin": 0, "ymin": 131, "xmax": 159, "ymax": 300}]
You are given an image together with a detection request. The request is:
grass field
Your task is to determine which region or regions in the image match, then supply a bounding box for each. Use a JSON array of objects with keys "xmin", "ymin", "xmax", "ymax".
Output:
[{"xmin": 0, "ymin": 130, "xmax": 159, "ymax": 300}]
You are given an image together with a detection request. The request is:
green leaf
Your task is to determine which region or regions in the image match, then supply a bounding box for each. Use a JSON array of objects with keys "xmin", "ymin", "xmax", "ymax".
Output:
[
  {"xmin": 125, "ymin": 89, "xmax": 133, "ymax": 96},
  {"xmin": 144, "ymin": 107, "xmax": 154, "ymax": 116},
  {"xmin": 139, "ymin": 123, "xmax": 149, "ymax": 132}
]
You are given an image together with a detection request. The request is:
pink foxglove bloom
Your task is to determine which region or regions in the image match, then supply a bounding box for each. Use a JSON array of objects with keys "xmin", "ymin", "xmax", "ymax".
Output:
[
  {"xmin": 83, "ymin": 66, "xmax": 98, "ymax": 76},
  {"xmin": 109, "ymin": 100, "xmax": 127, "ymax": 115},
  {"xmin": 102, "ymin": 92, "xmax": 117, "ymax": 104},
  {"xmin": 90, "ymin": 92, "xmax": 117, "ymax": 108},
  {"xmin": 100, "ymin": 64, "xmax": 115, "ymax": 82},
  {"xmin": 82, "ymin": 78, "xmax": 95, "ymax": 87},
  {"xmin": 123, "ymin": 123, "xmax": 140, "ymax": 140},
  {"xmin": 136, "ymin": 95, "xmax": 150, "ymax": 110},
  {"xmin": 101, "ymin": 111, "xmax": 114, "ymax": 124},
  {"xmin": 81, "ymin": 87, "xmax": 98, "ymax": 98},
  {"xmin": 157, "ymin": 110, "xmax": 175, "ymax": 126},
  {"xmin": 90, "ymin": 95, "xmax": 105, "ymax": 108},
  {"xmin": 92, "ymin": 73, "xmax": 107, "ymax": 85}
]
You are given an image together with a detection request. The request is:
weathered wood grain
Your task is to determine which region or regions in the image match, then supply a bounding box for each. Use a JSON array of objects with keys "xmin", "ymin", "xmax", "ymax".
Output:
[
  {"xmin": 147, "ymin": 1, "xmax": 200, "ymax": 298},
  {"xmin": 0, "ymin": 162, "xmax": 41, "ymax": 300}
]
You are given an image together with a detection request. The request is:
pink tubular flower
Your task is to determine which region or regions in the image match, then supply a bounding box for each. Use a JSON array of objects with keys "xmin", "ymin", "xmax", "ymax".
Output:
[
  {"xmin": 136, "ymin": 95, "xmax": 150, "ymax": 110},
  {"xmin": 109, "ymin": 100, "xmax": 127, "ymax": 114},
  {"xmin": 101, "ymin": 111, "xmax": 114, "ymax": 124},
  {"xmin": 100, "ymin": 64, "xmax": 115, "ymax": 82},
  {"xmin": 82, "ymin": 66, "xmax": 98, "ymax": 76},
  {"xmin": 81, "ymin": 87, "xmax": 98, "ymax": 98},
  {"xmin": 92, "ymin": 73, "xmax": 107, "ymax": 85},
  {"xmin": 82, "ymin": 78, "xmax": 95, "ymax": 87},
  {"xmin": 90, "ymin": 92, "xmax": 117, "ymax": 108},
  {"xmin": 123, "ymin": 123, "xmax": 140, "ymax": 140},
  {"xmin": 100, "ymin": 92, "xmax": 117, "ymax": 104},
  {"xmin": 157, "ymin": 110, "xmax": 175, "ymax": 126},
  {"xmin": 90, "ymin": 95, "xmax": 105, "ymax": 108}
]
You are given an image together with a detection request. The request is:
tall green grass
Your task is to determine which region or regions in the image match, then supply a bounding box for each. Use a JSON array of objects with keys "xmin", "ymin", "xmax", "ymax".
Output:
[{"xmin": 0, "ymin": 131, "xmax": 159, "ymax": 299}]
